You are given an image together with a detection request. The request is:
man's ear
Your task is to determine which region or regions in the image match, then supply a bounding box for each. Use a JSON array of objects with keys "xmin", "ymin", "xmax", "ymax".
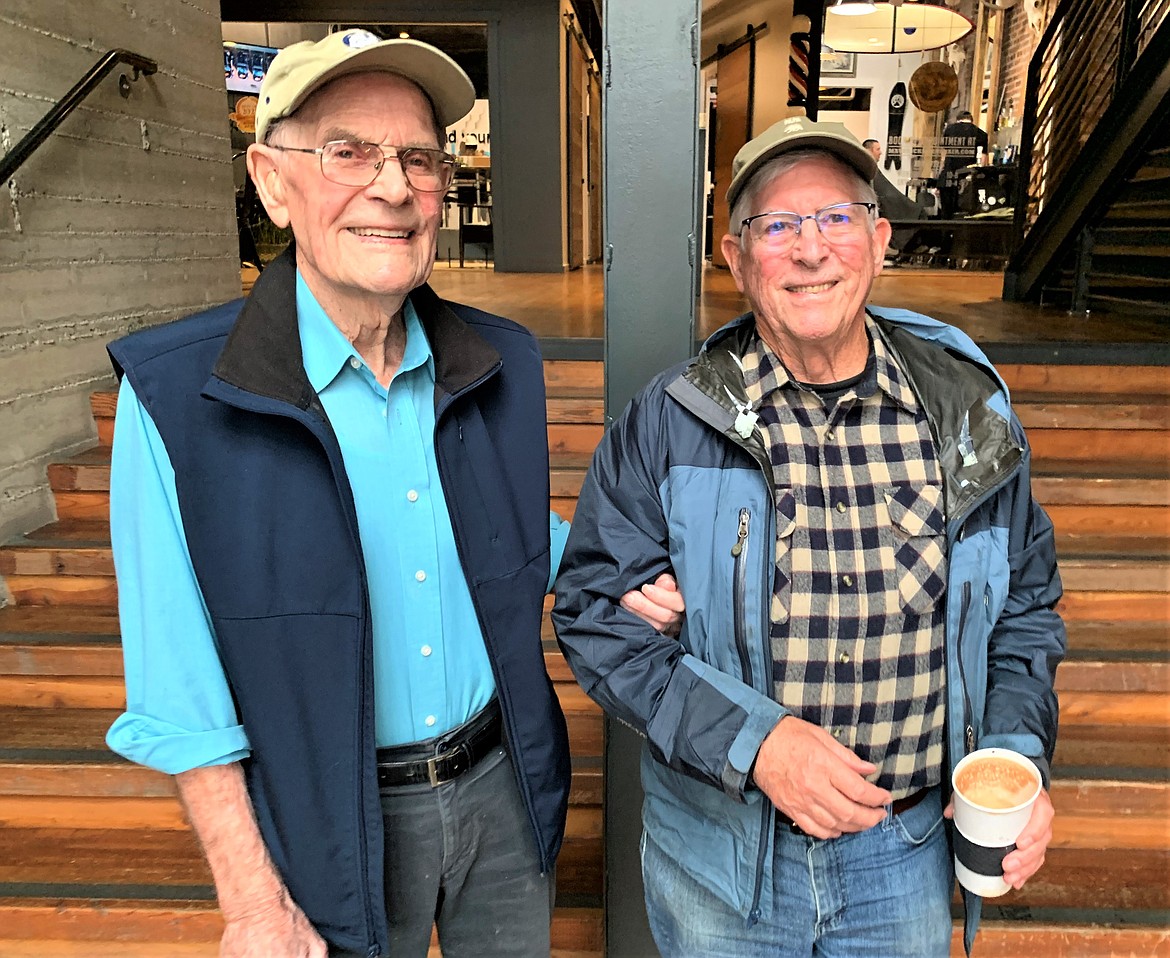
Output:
[
  {"xmin": 720, "ymin": 233, "xmax": 747, "ymax": 293},
  {"xmin": 872, "ymin": 216, "xmax": 892, "ymax": 271},
  {"xmin": 246, "ymin": 143, "xmax": 292, "ymax": 229}
]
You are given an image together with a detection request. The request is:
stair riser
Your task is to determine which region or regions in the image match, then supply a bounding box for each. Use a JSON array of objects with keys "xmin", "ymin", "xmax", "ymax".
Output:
[
  {"xmin": 1030, "ymin": 430, "xmax": 1170, "ymax": 464},
  {"xmin": 996, "ymin": 366, "xmax": 1170, "ymax": 397}
]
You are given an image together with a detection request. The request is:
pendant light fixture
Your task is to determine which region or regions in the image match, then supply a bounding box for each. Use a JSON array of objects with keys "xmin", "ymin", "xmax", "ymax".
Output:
[{"xmin": 823, "ymin": 0, "xmax": 972, "ymax": 53}]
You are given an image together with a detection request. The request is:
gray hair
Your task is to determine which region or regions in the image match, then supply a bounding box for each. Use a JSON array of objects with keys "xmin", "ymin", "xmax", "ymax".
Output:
[{"xmin": 730, "ymin": 149, "xmax": 879, "ymax": 247}]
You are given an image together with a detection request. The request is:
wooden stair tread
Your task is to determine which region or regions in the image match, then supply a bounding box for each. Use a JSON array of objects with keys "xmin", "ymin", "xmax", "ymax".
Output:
[
  {"xmin": 20, "ymin": 519, "xmax": 111, "ymax": 543},
  {"xmin": 1056, "ymin": 533, "xmax": 1170, "ymax": 560},
  {"xmin": 0, "ymin": 899, "xmax": 602, "ymax": 952}
]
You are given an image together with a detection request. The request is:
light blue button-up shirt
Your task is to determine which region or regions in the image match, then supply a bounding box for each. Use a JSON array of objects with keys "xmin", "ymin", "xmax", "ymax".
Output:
[{"xmin": 107, "ymin": 273, "xmax": 569, "ymax": 773}]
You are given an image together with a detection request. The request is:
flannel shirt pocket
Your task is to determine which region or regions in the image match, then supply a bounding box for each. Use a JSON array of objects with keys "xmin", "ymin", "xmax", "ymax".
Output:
[
  {"xmin": 884, "ymin": 483, "xmax": 947, "ymax": 614},
  {"xmin": 770, "ymin": 490, "xmax": 798, "ymax": 625}
]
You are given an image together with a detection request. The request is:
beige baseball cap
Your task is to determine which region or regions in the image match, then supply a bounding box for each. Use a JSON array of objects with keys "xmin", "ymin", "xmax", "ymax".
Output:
[
  {"xmin": 254, "ymin": 29, "xmax": 476, "ymax": 143},
  {"xmin": 726, "ymin": 115, "xmax": 878, "ymax": 210}
]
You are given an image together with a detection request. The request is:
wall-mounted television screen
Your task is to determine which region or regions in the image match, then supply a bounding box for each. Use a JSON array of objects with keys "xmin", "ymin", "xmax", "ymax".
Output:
[{"xmin": 225, "ymin": 42, "xmax": 277, "ymax": 94}]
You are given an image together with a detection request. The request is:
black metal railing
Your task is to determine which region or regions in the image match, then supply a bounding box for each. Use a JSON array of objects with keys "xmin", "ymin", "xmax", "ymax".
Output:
[
  {"xmin": 1012, "ymin": 0, "xmax": 1170, "ymax": 243},
  {"xmin": 0, "ymin": 49, "xmax": 157, "ymax": 183}
]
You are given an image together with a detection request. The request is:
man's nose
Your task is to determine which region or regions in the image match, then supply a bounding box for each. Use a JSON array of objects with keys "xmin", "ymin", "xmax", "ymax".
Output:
[
  {"xmin": 791, "ymin": 217, "xmax": 827, "ymax": 260},
  {"xmin": 364, "ymin": 156, "xmax": 413, "ymax": 204}
]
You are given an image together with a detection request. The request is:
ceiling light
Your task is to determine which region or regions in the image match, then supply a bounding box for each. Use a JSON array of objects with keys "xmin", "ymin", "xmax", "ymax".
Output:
[
  {"xmin": 828, "ymin": 0, "xmax": 879, "ymax": 14},
  {"xmin": 823, "ymin": 1, "xmax": 972, "ymax": 52},
  {"xmin": 399, "ymin": 31, "xmax": 410, "ymax": 39}
]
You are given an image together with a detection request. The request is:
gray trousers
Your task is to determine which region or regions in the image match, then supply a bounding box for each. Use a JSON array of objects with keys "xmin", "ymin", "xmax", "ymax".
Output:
[{"xmin": 332, "ymin": 746, "xmax": 554, "ymax": 957}]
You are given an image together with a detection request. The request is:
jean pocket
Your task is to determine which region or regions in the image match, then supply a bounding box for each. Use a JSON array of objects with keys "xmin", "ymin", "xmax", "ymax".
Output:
[{"xmin": 890, "ymin": 790, "xmax": 945, "ymax": 846}]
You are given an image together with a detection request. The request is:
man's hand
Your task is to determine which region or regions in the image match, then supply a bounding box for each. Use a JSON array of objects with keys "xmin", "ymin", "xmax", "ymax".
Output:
[
  {"xmin": 943, "ymin": 786, "xmax": 1055, "ymax": 889},
  {"xmin": 620, "ymin": 573, "xmax": 686, "ymax": 637},
  {"xmin": 752, "ymin": 716, "xmax": 891, "ymax": 839},
  {"xmin": 220, "ymin": 889, "xmax": 327, "ymax": 958}
]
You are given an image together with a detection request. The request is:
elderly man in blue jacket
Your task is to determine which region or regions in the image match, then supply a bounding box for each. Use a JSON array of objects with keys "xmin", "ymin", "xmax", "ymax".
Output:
[
  {"xmin": 553, "ymin": 116, "xmax": 1065, "ymax": 957},
  {"xmin": 105, "ymin": 30, "xmax": 679, "ymax": 958}
]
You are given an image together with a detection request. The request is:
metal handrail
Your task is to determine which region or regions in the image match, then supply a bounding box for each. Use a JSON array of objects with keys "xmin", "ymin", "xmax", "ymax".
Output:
[{"xmin": 0, "ymin": 49, "xmax": 157, "ymax": 183}]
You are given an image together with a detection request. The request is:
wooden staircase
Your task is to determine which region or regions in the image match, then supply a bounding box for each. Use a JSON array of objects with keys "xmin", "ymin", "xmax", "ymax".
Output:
[{"xmin": 0, "ymin": 359, "xmax": 1167, "ymax": 956}]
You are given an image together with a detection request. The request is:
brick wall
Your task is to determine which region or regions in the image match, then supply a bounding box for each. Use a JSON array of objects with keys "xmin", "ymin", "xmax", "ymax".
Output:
[
  {"xmin": 998, "ymin": 5, "xmax": 1041, "ymax": 130},
  {"xmin": 0, "ymin": 0, "xmax": 239, "ymax": 545}
]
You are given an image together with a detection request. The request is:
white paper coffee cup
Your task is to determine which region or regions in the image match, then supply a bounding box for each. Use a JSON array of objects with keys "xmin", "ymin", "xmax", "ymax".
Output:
[{"xmin": 951, "ymin": 747, "xmax": 1042, "ymax": 897}]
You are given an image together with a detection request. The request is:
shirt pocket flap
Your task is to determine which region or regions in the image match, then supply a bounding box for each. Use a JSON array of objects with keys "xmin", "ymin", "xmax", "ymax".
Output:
[
  {"xmin": 775, "ymin": 489, "xmax": 798, "ymax": 540},
  {"xmin": 884, "ymin": 483, "xmax": 945, "ymax": 538}
]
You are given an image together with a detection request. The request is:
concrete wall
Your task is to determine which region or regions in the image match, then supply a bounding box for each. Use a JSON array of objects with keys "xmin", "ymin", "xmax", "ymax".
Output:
[
  {"xmin": 222, "ymin": 0, "xmax": 566, "ymax": 272},
  {"xmin": 0, "ymin": 0, "xmax": 240, "ymax": 545}
]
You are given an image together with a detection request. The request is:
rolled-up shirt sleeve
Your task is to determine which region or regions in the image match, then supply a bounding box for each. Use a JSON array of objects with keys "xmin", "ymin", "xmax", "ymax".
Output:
[{"xmin": 105, "ymin": 376, "xmax": 250, "ymax": 773}]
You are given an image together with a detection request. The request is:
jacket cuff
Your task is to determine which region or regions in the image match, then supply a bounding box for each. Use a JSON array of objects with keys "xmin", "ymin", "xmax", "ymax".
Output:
[{"xmin": 722, "ymin": 703, "xmax": 788, "ymax": 801}]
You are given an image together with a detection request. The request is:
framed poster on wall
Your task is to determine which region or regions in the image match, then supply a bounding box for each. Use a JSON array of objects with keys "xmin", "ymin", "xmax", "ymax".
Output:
[{"xmin": 821, "ymin": 44, "xmax": 857, "ymax": 78}]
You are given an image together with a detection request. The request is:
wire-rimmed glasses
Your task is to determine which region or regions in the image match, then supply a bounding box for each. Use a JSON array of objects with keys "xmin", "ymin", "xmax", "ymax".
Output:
[
  {"xmin": 740, "ymin": 202, "xmax": 877, "ymax": 250},
  {"xmin": 268, "ymin": 140, "xmax": 457, "ymax": 193}
]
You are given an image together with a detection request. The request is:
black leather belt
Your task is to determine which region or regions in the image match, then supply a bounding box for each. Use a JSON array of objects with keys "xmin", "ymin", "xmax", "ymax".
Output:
[
  {"xmin": 375, "ymin": 700, "xmax": 502, "ymax": 788},
  {"xmin": 777, "ymin": 788, "xmax": 927, "ymax": 836}
]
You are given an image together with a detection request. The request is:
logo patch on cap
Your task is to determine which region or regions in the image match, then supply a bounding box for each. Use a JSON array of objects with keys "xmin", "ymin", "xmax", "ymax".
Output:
[{"xmin": 342, "ymin": 30, "xmax": 380, "ymax": 49}]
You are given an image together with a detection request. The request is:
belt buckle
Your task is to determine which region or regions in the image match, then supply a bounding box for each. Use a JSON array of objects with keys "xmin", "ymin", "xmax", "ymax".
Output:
[{"xmin": 426, "ymin": 741, "xmax": 471, "ymax": 787}]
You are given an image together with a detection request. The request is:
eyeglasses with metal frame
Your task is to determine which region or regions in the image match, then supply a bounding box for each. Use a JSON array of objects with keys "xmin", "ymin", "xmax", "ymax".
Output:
[
  {"xmin": 740, "ymin": 202, "xmax": 877, "ymax": 249},
  {"xmin": 267, "ymin": 139, "xmax": 457, "ymax": 192}
]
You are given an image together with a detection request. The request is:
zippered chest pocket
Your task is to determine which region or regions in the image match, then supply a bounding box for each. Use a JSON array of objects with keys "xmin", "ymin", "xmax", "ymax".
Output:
[{"xmin": 881, "ymin": 483, "xmax": 947, "ymax": 615}]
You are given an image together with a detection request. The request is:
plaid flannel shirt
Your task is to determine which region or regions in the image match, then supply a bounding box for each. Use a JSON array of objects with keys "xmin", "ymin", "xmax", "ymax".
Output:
[{"xmin": 739, "ymin": 317, "xmax": 947, "ymax": 797}]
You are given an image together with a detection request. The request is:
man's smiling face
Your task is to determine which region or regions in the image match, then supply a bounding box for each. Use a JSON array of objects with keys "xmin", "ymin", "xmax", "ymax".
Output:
[
  {"xmin": 722, "ymin": 154, "xmax": 890, "ymax": 379},
  {"xmin": 254, "ymin": 71, "xmax": 445, "ymax": 316}
]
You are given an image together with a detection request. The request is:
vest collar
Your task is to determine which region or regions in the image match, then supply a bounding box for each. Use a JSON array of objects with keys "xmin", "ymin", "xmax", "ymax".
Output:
[{"xmin": 211, "ymin": 246, "xmax": 500, "ymax": 409}]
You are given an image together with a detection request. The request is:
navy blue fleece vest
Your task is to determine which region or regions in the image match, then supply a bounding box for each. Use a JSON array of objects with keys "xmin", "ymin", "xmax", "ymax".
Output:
[{"xmin": 107, "ymin": 253, "xmax": 570, "ymax": 956}]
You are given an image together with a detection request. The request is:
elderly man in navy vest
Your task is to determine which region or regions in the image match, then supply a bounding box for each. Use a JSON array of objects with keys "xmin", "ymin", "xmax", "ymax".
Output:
[{"xmin": 105, "ymin": 31, "xmax": 679, "ymax": 958}]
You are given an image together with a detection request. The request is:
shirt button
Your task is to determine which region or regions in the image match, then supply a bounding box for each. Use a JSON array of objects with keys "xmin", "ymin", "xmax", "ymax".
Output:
[
  {"xmin": 842, "ymin": 574, "xmax": 854, "ymax": 587},
  {"xmin": 839, "ymin": 652, "xmax": 851, "ymax": 664},
  {"xmin": 836, "ymin": 501, "xmax": 847, "ymax": 513},
  {"xmin": 349, "ymin": 357, "xmax": 361, "ymax": 370},
  {"xmin": 826, "ymin": 429, "xmax": 835, "ymax": 441},
  {"xmin": 425, "ymin": 715, "xmax": 436, "ymax": 727},
  {"xmin": 415, "ymin": 570, "xmax": 427, "ymax": 582},
  {"xmin": 407, "ymin": 490, "xmax": 419, "ymax": 502},
  {"xmin": 420, "ymin": 645, "xmax": 432, "ymax": 657}
]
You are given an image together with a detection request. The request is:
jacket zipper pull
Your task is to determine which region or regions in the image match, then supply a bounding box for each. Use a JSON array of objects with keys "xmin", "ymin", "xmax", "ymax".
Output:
[
  {"xmin": 965, "ymin": 725, "xmax": 975, "ymax": 754},
  {"xmin": 731, "ymin": 509, "xmax": 750, "ymax": 557}
]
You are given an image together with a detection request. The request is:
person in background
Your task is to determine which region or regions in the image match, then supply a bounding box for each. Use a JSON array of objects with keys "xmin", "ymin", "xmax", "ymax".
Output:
[
  {"xmin": 554, "ymin": 115, "xmax": 1063, "ymax": 958},
  {"xmin": 862, "ymin": 137, "xmax": 882, "ymax": 163},
  {"xmin": 940, "ymin": 110, "xmax": 989, "ymax": 217},
  {"xmin": 106, "ymin": 29, "xmax": 678, "ymax": 958}
]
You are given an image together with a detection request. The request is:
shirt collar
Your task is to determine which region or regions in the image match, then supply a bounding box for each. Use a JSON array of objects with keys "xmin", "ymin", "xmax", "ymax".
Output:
[
  {"xmin": 296, "ymin": 270, "xmax": 434, "ymax": 394},
  {"xmin": 740, "ymin": 315, "xmax": 919, "ymax": 414}
]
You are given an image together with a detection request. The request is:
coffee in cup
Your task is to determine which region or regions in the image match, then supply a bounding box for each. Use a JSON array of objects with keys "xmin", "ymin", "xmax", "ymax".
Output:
[{"xmin": 951, "ymin": 748, "xmax": 1043, "ymax": 897}]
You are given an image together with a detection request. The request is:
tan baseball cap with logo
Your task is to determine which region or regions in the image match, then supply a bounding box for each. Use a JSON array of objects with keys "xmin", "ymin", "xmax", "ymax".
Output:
[
  {"xmin": 254, "ymin": 29, "xmax": 475, "ymax": 143},
  {"xmin": 726, "ymin": 115, "xmax": 878, "ymax": 210}
]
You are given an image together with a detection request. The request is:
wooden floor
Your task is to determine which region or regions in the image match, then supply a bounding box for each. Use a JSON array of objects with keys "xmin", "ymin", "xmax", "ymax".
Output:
[{"xmin": 426, "ymin": 262, "xmax": 1170, "ymax": 352}]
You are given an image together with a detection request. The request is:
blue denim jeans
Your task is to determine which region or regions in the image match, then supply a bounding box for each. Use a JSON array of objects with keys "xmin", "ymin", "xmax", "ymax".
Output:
[
  {"xmin": 331, "ymin": 746, "xmax": 554, "ymax": 957},
  {"xmin": 642, "ymin": 786, "xmax": 953, "ymax": 957}
]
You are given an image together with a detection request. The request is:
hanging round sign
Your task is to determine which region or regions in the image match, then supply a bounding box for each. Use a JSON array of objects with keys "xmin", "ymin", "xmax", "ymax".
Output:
[{"xmin": 908, "ymin": 61, "xmax": 959, "ymax": 113}]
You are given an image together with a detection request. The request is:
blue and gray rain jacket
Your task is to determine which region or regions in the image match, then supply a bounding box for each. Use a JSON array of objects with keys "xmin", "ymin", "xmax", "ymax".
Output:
[{"xmin": 553, "ymin": 307, "xmax": 1065, "ymax": 952}]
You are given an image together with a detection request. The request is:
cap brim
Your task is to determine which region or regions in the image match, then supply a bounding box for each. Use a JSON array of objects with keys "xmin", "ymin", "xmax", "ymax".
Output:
[
  {"xmin": 287, "ymin": 40, "xmax": 475, "ymax": 129},
  {"xmin": 727, "ymin": 136, "xmax": 878, "ymax": 211}
]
